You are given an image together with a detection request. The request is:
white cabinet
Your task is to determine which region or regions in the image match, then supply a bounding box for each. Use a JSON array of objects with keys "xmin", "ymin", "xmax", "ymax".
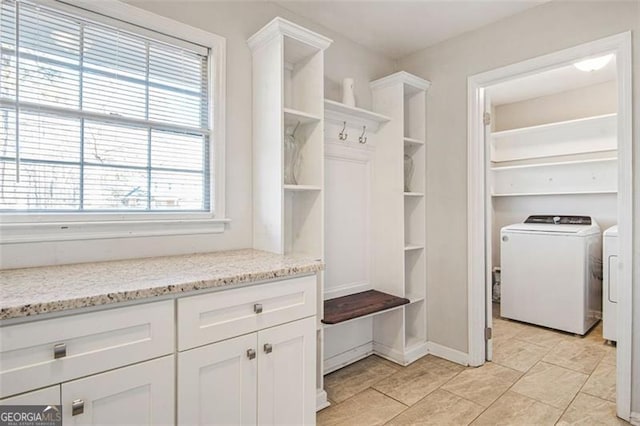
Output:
[
  {"xmin": 62, "ymin": 356, "xmax": 174, "ymax": 426},
  {"xmin": 178, "ymin": 334, "xmax": 257, "ymax": 426},
  {"xmin": 0, "ymin": 385, "xmax": 60, "ymax": 405},
  {"xmin": 178, "ymin": 317, "xmax": 316, "ymax": 426},
  {"xmin": 257, "ymin": 317, "xmax": 315, "ymax": 425}
]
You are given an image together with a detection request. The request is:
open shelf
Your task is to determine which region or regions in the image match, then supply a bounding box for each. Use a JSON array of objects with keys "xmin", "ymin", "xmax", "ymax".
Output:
[
  {"xmin": 283, "ymin": 184, "xmax": 322, "ymax": 191},
  {"xmin": 492, "ymin": 190, "xmax": 618, "ymax": 197},
  {"xmin": 404, "ymin": 192, "xmax": 424, "ymax": 197},
  {"xmin": 403, "ymin": 136, "xmax": 425, "ymax": 146},
  {"xmin": 404, "ymin": 244, "xmax": 424, "ymax": 251},
  {"xmin": 324, "ymin": 99, "xmax": 391, "ymax": 132},
  {"xmin": 322, "ymin": 290, "xmax": 410, "ymax": 325},
  {"xmin": 283, "ymin": 108, "xmax": 322, "ymax": 126}
]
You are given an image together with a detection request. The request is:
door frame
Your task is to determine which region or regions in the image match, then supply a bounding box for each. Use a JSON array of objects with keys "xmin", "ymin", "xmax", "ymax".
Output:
[{"xmin": 466, "ymin": 32, "xmax": 633, "ymax": 420}]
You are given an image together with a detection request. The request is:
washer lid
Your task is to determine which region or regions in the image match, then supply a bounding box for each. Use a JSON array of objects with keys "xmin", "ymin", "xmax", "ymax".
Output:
[{"xmin": 502, "ymin": 215, "xmax": 600, "ymax": 235}]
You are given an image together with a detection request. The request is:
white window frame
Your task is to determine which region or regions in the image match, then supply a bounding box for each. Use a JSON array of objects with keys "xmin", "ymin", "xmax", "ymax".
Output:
[{"xmin": 0, "ymin": 0, "xmax": 228, "ymax": 243}]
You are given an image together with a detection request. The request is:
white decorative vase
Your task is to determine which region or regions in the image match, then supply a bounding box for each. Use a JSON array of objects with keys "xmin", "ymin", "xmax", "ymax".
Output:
[{"xmin": 342, "ymin": 78, "xmax": 355, "ymax": 107}]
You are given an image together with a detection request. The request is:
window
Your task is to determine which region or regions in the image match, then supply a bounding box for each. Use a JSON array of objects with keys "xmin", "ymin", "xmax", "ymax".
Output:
[{"xmin": 0, "ymin": 0, "xmax": 226, "ymax": 241}]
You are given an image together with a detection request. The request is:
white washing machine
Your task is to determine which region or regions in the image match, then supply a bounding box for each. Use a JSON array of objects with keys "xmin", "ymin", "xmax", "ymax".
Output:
[
  {"xmin": 500, "ymin": 215, "xmax": 602, "ymax": 335},
  {"xmin": 603, "ymin": 225, "xmax": 618, "ymax": 342}
]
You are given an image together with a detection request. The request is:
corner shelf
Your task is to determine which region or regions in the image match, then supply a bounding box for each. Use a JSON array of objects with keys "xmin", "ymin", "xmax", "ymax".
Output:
[
  {"xmin": 324, "ymin": 99, "xmax": 391, "ymax": 132},
  {"xmin": 322, "ymin": 290, "xmax": 410, "ymax": 325}
]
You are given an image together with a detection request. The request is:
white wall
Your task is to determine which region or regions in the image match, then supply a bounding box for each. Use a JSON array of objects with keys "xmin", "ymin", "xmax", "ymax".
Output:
[
  {"xmin": 397, "ymin": 3, "xmax": 640, "ymax": 400},
  {"xmin": 0, "ymin": 1, "xmax": 395, "ymax": 269}
]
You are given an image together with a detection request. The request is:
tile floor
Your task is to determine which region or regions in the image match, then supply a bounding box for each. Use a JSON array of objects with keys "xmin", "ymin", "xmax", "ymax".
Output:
[{"xmin": 318, "ymin": 309, "xmax": 623, "ymax": 425}]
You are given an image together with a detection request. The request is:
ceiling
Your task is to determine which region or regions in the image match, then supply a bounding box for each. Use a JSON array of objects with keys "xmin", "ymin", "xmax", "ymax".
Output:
[
  {"xmin": 276, "ymin": 1, "xmax": 549, "ymax": 59},
  {"xmin": 488, "ymin": 56, "xmax": 617, "ymax": 105}
]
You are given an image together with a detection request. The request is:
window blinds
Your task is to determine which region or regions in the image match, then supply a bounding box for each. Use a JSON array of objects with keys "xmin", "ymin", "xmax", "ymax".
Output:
[{"xmin": 0, "ymin": 0, "xmax": 211, "ymax": 212}]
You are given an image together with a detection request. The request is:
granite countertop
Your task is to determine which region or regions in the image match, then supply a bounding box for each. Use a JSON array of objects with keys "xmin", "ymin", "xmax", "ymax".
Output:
[{"xmin": 0, "ymin": 249, "xmax": 323, "ymax": 321}]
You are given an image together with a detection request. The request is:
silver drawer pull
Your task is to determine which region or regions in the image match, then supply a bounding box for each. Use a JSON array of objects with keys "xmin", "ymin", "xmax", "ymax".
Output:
[
  {"xmin": 72, "ymin": 399, "xmax": 84, "ymax": 416},
  {"xmin": 264, "ymin": 343, "xmax": 273, "ymax": 354},
  {"xmin": 247, "ymin": 348, "xmax": 256, "ymax": 360},
  {"xmin": 53, "ymin": 343, "xmax": 67, "ymax": 359},
  {"xmin": 254, "ymin": 303, "xmax": 263, "ymax": 314}
]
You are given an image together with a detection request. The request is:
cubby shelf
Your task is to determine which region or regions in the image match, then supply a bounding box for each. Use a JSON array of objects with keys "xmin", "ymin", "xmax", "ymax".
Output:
[
  {"xmin": 403, "ymin": 136, "xmax": 425, "ymax": 146},
  {"xmin": 404, "ymin": 244, "xmax": 424, "ymax": 251},
  {"xmin": 404, "ymin": 192, "xmax": 424, "ymax": 197},
  {"xmin": 283, "ymin": 108, "xmax": 322, "ymax": 126},
  {"xmin": 283, "ymin": 184, "xmax": 322, "ymax": 191}
]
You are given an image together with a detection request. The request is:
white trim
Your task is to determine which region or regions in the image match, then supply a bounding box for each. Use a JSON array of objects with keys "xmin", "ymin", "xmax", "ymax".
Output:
[
  {"xmin": 323, "ymin": 281, "xmax": 370, "ymax": 300},
  {"xmin": 324, "ymin": 99, "xmax": 391, "ymax": 133},
  {"xmin": 467, "ymin": 32, "xmax": 633, "ymax": 420},
  {"xmin": 247, "ymin": 16, "xmax": 332, "ymax": 52},
  {"xmin": 323, "ymin": 342, "xmax": 373, "ymax": 374},
  {"xmin": 403, "ymin": 341, "xmax": 429, "ymax": 364},
  {"xmin": 1, "ymin": 0, "xmax": 228, "ymax": 243},
  {"xmin": 316, "ymin": 389, "xmax": 330, "ymax": 412},
  {"xmin": 629, "ymin": 412, "xmax": 640, "ymax": 426},
  {"xmin": 426, "ymin": 341, "xmax": 470, "ymax": 366},
  {"xmin": 370, "ymin": 71, "xmax": 432, "ymax": 91}
]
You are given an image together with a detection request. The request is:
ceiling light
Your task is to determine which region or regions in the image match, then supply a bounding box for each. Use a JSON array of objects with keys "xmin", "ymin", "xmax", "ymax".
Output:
[{"xmin": 573, "ymin": 54, "xmax": 613, "ymax": 72}]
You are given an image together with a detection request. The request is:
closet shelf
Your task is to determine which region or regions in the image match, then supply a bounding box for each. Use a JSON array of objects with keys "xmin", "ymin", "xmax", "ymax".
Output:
[
  {"xmin": 404, "ymin": 244, "xmax": 424, "ymax": 252},
  {"xmin": 324, "ymin": 99, "xmax": 391, "ymax": 132},
  {"xmin": 322, "ymin": 290, "xmax": 410, "ymax": 325},
  {"xmin": 283, "ymin": 107, "xmax": 322, "ymax": 126},
  {"xmin": 404, "ymin": 192, "xmax": 424, "ymax": 197}
]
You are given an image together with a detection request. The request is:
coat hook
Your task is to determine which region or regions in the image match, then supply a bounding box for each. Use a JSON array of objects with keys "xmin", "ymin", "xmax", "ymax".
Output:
[
  {"xmin": 338, "ymin": 121, "xmax": 348, "ymax": 141},
  {"xmin": 358, "ymin": 125, "xmax": 367, "ymax": 144}
]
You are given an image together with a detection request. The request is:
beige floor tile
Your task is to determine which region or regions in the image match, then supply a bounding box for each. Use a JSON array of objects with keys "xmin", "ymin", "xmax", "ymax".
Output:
[
  {"xmin": 441, "ymin": 362, "xmax": 521, "ymax": 407},
  {"xmin": 556, "ymin": 392, "xmax": 626, "ymax": 425},
  {"xmin": 492, "ymin": 337, "xmax": 549, "ymax": 372},
  {"xmin": 601, "ymin": 344, "xmax": 617, "ymax": 366},
  {"xmin": 492, "ymin": 318, "xmax": 529, "ymax": 341},
  {"xmin": 471, "ymin": 391, "xmax": 562, "ymax": 426},
  {"xmin": 317, "ymin": 388, "xmax": 406, "ymax": 426},
  {"xmin": 583, "ymin": 322, "xmax": 606, "ymax": 344},
  {"xmin": 324, "ymin": 355, "xmax": 400, "ymax": 403},
  {"xmin": 582, "ymin": 361, "xmax": 616, "ymax": 402},
  {"xmin": 511, "ymin": 361, "xmax": 588, "ymax": 409},
  {"xmin": 386, "ymin": 389, "xmax": 484, "ymax": 426},
  {"xmin": 373, "ymin": 356, "xmax": 463, "ymax": 405},
  {"xmin": 542, "ymin": 339, "xmax": 606, "ymax": 374},
  {"xmin": 514, "ymin": 325, "xmax": 570, "ymax": 348}
]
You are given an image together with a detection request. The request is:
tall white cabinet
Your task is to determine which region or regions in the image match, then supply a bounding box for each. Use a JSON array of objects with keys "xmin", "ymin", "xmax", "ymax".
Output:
[
  {"xmin": 370, "ymin": 72, "xmax": 431, "ymax": 365},
  {"xmin": 248, "ymin": 17, "xmax": 332, "ymax": 410}
]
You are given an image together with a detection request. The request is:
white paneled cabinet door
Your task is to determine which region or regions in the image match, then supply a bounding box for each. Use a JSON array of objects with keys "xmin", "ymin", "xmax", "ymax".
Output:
[
  {"xmin": 257, "ymin": 317, "xmax": 316, "ymax": 426},
  {"xmin": 61, "ymin": 355, "xmax": 174, "ymax": 425},
  {"xmin": 178, "ymin": 334, "xmax": 257, "ymax": 426}
]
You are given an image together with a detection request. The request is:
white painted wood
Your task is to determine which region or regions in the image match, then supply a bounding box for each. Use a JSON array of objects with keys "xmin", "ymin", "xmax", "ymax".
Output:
[
  {"xmin": 283, "ymin": 108, "xmax": 322, "ymax": 126},
  {"xmin": 247, "ymin": 17, "xmax": 332, "ymax": 54},
  {"xmin": 324, "ymin": 99, "xmax": 391, "ymax": 132},
  {"xmin": 257, "ymin": 317, "xmax": 316, "ymax": 426},
  {"xmin": 467, "ymin": 32, "xmax": 633, "ymax": 420},
  {"xmin": 426, "ymin": 341, "xmax": 469, "ymax": 366},
  {"xmin": 0, "ymin": 386, "xmax": 60, "ymax": 406},
  {"xmin": 491, "ymin": 113, "xmax": 616, "ymax": 162},
  {"xmin": 178, "ymin": 334, "xmax": 257, "ymax": 426},
  {"xmin": 61, "ymin": 355, "xmax": 174, "ymax": 426},
  {"xmin": 178, "ymin": 275, "xmax": 316, "ymax": 350},
  {"xmin": 323, "ymin": 341, "xmax": 374, "ymax": 374},
  {"xmin": 283, "ymin": 184, "xmax": 322, "ymax": 191},
  {"xmin": 0, "ymin": 301, "xmax": 174, "ymax": 398}
]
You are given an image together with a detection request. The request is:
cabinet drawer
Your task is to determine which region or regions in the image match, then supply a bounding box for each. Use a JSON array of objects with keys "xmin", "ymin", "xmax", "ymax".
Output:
[
  {"xmin": 0, "ymin": 300, "xmax": 174, "ymax": 398},
  {"xmin": 0, "ymin": 385, "xmax": 60, "ymax": 406},
  {"xmin": 178, "ymin": 275, "xmax": 316, "ymax": 350}
]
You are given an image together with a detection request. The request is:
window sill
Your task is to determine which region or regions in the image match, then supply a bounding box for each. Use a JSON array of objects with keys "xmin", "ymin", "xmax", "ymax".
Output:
[{"xmin": 0, "ymin": 217, "xmax": 231, "ymax": 244}]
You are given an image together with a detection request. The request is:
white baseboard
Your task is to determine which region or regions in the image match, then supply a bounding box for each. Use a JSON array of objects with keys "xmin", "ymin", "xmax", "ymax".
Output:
[
  {"xmin": 427, "ymin": 341, "xmax": 470, "ymax": 366},
  {"xmin": 629, "ymin": 411, "xmax": 640, "ymax": 426},
  {"xmin": 323, "ymin": 342, "xmax": 373, "ymax": 374},
  {"xmin": 316, "ymin": 389, "xmax": 330, "ymax": 412},
  {"xmin": 373, "ymin": 341, "xmax": 410, "ymax": 366},
  {"xmin": 404, "ymin": 342, "xmax": 429, "ymax": 364}
]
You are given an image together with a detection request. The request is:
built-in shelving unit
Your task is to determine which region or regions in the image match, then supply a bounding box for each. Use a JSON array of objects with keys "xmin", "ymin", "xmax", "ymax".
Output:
[
  {"xmin": 248, "ymin": 17, "xmax": 332, "ymax": 411},
  {"xmin": 324, "ymin": 99, "xmax": 391, "ymax": 132},
  {"xmin": 490, "ymin": 114, "xmax": 618, "ymax": 197},
  {"xmin": 370, "ymin": 71, "xmax": 431, "ymax": 366},
  {"xmin": 322, "ymin": 290, "xmax": 410, "ymax": 325}
]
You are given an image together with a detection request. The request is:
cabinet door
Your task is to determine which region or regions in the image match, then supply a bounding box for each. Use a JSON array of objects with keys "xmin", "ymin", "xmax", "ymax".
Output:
[
  {"xmin": 62, "ymin": 355, "xmax": 174, "ymax": 425},
  {"xmin": 257, "ymin": 317, "xmax": 315, "ymax": 426},
  {"xmin": 0, "ymin": 385, "xmax": 60, "ymax": 405},
  {"xmin": 178, "ymin": 334, "xmax": 257, "ymax": 426}
]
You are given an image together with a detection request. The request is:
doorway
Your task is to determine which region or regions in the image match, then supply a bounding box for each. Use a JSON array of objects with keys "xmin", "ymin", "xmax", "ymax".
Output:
[{"xmin": 467, "ymin": 32, "xmax": 633, "ymax": 421}]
